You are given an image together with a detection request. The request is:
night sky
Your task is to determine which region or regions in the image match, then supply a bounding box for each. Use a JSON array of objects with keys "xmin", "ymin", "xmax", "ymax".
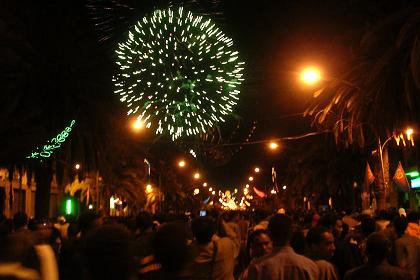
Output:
[{"xmin": 1, "ymin": 0, "xmax": 419, "ymax": 188}]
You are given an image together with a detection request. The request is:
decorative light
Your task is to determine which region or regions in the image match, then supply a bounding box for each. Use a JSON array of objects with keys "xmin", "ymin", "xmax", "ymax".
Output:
[
  {"xmin": 282, "ymin": 185, "xmax": 287, "ymax": 190},
  {"xmin": 194, "ymin": 188, "xmax": 200, "ymax": 195},
  {"xmin": 27, "ymin": 120, "xmax": 76, "ymax": 159},
  {"xmin": 209, "ymin": 187, "xmax": 213, "ymax": 192},
  {"xmin": 254, "ymin": 167, "xmax": 260, "ymax": 173},
  {"xmin": 244, "ymin": 188, "xmax": 249, "ymax": 195},
  {"xmin": 245, "ymin": 184, "xmax": 249, "ymax": 188},
  {"xmin": 113, "ymin": 7, "xmax": 245, "ymax": 140},
  {"xmin": 203, "ymin": 182, "xmax": 208, "ymax": 187},
  {"xmin": 88, "ymin": 204, "xmax": 93, "ymax": 210},
  {"xmin": 146, "ymin": 184, "xmax": 153, "ymax": 193},
  {"xmin": 194, "ymin": 172, "xmax": 200, "ymax": 179},
  {"xmin": 178, "ymin": 160, "xmax": 186, "ymax": 168},
  {"xmin": 212, "ymin": 190, "xmax": 216, "ymax": 195},
  {"xmin": 133, "ymin": 118, "xmax": 144, "ymax": 130},
  {"xmin": 248, "ymin": 176, "xmax": 254, "ymax": 182},
  {"xmin": 74, "ymin": 163, "xmax": 81, "ymax": 170},
  {"xmin": 270, "ymin": 189, "xmax": 277, "ymax": 194}
]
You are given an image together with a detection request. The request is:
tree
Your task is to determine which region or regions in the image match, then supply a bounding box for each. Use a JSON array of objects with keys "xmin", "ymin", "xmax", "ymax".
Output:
[{"xmin": 306, "ymin": 7, "xmax": 420, "ymax": 209}]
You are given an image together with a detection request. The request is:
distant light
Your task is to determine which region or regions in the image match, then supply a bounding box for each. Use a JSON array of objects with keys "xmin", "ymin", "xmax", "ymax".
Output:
[
  {"xmin": 268, "ymin": 142, "xmax": 279, "ymax": 150},
  {"xmin": 407, "ymin": 171, "xmax": 419, "ymax": 178},
  {"xmin": 271, "ymin": 189, "xmax": 277, "ymax": 194},
  {"xmin": 282, "ymin": 185, "xmax": 287, "ymax": 190},
  {"xmin": 189, "ymin": 149, "xmax": 197, "ymax": 158},
  {"xmin": 203, "ymin": 182, "xmax": 208, "ymax": 187},
  {"xmin": 245, "ymin": 184, "xmax": 249, "ymax": 188},
  {"xmin": 133, "ymin": 119, "xmax": 144, "ymax": 130},
  {"xmin": 88, "ymin": 204, "xmax": 93, "ymax": 210},
  {"xmin": 248, "ymin": 176, "xmax": 254, "ymax": 182},
  {"xmin": 406, "ymin": 128, "xmax": 414, "ymax": 140},
  {"xmin": 65, "ymin": 199, "xmax": 73, "ymax": 215},
  {"xmin": 212, "ymin": 191, "xmax": 216, "ymax": 195},
  {"xmin": 194, "ymin": 188, "xmax": 200, "ymax": 195},
  {"xmin": 254, "ymin": 167, "xmax": 260, "ymax": 173},
  {"xmin": 234, "ymin": 188, "xmax": 238, "ymax": 193},
  {"xmin": 244, "ymin": 188, "xmax": 249, "ymax": 195},
  {"xmin": 75, "ymin": 163, "xmax": 81, "ymax": 170},
  {"xmin": 301, "ymin": 66, "xmax": 322, "ymax": 85},
  {"xmin": 209, "ymin": 187, "xmax": 213, "ymax": 192},
  {"xmin": 178, "ymin": 160, "xmax": 186, "ymax": 168},
  {"xmin": 146, "ymin": 184, "xmax": 153, "ymax": 193},
  {"xmin": 194, "ymin": 172, "xmax": 200, "ymax": 179}
]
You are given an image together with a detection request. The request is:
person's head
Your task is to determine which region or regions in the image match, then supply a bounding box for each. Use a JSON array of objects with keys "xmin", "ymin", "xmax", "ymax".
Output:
[
  {"xmin": 365, "ymin": 233, "xmax": 390, "ymax": 264},
  {"xmin": 13, "ymin": 212, "xmax": 28, "ymax": 229},
  {"xmin": 311, "ymin": 213, "xmax": 320, "ymax": 228},
  {"xmin": 249, "ymin": 229, "xmax": 273, "ymax": 259},
  {"xmin": 136, "ymin": 211, "xmax": 153, "ymax": 232},
  {"xmin": 334, "ymin": 219, "xmax": 344, "ymax": 238},
  {"xmin": 306, "ymin": 226, "xmax": 335, "ymax": 259},
  {"xmin": 154, "ymin": 222, "xmax": 190, "ymax": 275},
  {"xmin": 79, "ymin": 211, "xmax": 103, "ymax": 236},
  {"xmin": 191, "ymin": 216, "xmax": 215, "ymax": 244},
  {"xmin": 82, "ymin": 224, "xmax": 135, "ymax": 280},
  {"xmin": 377, "ymin": 209, "xmax": 389, "ymax": 220},
  {"xmin": 318, "ymin": 213, "xmax": 338, "ymax": 231},
  {"xmin": 268, "ymin": 214, "xmax": 292, "ymax": 247},
  {"xmin": 407, "ymin": 211, "xmax": 419, "ymax": 224},
  {"xmin": 361, "ymin": 216, "xmax": 376, "ymax": 236},
  {"xmin": 393, "ymin": 216, "xmax": 408, "ymax": 236}
]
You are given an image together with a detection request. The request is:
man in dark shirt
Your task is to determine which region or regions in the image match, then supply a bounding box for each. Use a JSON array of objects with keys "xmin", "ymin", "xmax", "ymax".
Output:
[{"xmin": 344, "ymin": 233, "xmax": 411, "ymax": 280}]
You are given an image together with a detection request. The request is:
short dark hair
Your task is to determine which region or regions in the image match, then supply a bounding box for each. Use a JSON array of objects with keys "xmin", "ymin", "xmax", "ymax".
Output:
[
  {"xmin": 268, "ymin": 214, "xmax": 292, "ymax": 246},
  {"xmin": 366, "ymin": 233, "xmax": 389, "ymax": 262},
  {"xmin": 191, "ymin": 217, "xmax": 215, "ymax": 244},
  {"xmin": 407, "ymin": 211, "xmax": 419, "ymax": 223},
  {"xmin": 136, "ymin": 211, "xmax": 153, "ymax": 232},
  {"xmin": 82, "ymin": 224, "xmax": 135, "ymax": 280},
  {"xmin": 361, "ymin": 217, "xmax": 376, "ymax": 236},
  {"xmin": 306, "ymin": 226, "xmax": 329, "ymax": 246},
  {"xmin": 393, "ymin": 216, "xmax": 408, "ymax": 236},
  {"xmin": 13, "ymin": 212, "xmax": 28, "ymax": 229}
]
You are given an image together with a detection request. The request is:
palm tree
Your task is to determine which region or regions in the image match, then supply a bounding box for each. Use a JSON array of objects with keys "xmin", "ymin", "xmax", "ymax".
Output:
[{"xmin": 305, "ymin": 6, "xmax": 420, "ymax": 209}]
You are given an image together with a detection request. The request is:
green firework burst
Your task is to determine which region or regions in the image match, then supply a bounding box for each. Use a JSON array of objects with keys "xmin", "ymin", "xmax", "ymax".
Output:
[{"xmin": 113, "ymin": 7, "xmax": 245, "ymax": 140}]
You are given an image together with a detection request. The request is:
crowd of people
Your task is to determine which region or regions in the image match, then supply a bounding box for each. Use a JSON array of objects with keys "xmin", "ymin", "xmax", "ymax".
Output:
[{"xmin": 0, "ymin": 207, "xmax": 419, "ymax": 280}]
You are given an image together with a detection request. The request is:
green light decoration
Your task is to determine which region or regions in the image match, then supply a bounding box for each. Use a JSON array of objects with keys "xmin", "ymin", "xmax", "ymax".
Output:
[
  {"xmin": 27, "ymin": 120, "xmax": 76, "ymax": 159},
  {"xmin": 113, "ymin": 7, "xmax": 245, "ymax": 140}
]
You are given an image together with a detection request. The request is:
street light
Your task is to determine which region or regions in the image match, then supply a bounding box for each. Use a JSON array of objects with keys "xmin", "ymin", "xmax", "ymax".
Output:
[
  {"xmin": 301, "ymin": 66, "xmax": 322, "ymax": 85},
  {"xmin": 146, "ymin": 184, "xmax": 153, "ymax": 194},
  {"xmin": 132, "ymin": 119, "xmax": 144, "ymax": 130},
  {"xmin": 254, "ymin": 167, "xmax": 260, "ymax": 173},
  {"xmin": 268, "ymin": 142, "xmax": 279, "ymax": 150},
  {"xmin": 178, "ymin": 160, "xmax": 186, "ymax": 168}
]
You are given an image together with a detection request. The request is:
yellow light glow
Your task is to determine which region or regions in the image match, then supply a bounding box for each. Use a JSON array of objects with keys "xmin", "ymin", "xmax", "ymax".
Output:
[
  {"xmin": 248, "ymin": 176, "xmax": 254, "ymax": 182},
  {"xmin": 406, "ymin": 128, "xmax": 414, "ymax": 139},
  {"xmin": 245, "ymin": 184, "xmax": 249, "ymax": 188},
  {"xmin": 194, "ymin": 188, "xmax": 200, "ymax": 195},
  {"xmin": 234, "ymin": 188, "xmax": 238, "ymax": 193},
  {"xmin": 203, "ymin": 182, "xmax": 208, "ymax": 187},
  {"xmin": 146, "ymin": 184, "xmax": 153, "ymax": 193},
  {"xmin": 244, "ymin": 188, "xmax": 249, "ymax": 195},
  {"xmin": 301, "ymin": 67, "xmax": 322, "ymax": 85},
  {"xmin": 194, "ymin": 172, "xmax": 200, "ymax": 179},
  {"xmin": 178, "ymin": 160, "xmax": 186, "ymax": 168},
  {"xmin": 133, "ymin": 119, "xmax": 144, "ymax": 130},
  {"xmin": 282, "ymin": 185, "xmax": 287, "ymax": 190},
  {"xmin": 209, "ymin": 187, "xmax": 213, "ymax": 192},
  {"xmin": 269, "ymin": 142, "xmax": 279, "ymax": 150},
  {"xmin": 254, "ymin": 167, "xmax": 260, "ymax": 173},
  {"xmin": 75, "ymin": 163, "xmax": 81, "ymax": 170},
  {"xmin": 212, "ymin": 191, "xmax": 216, "ymax": 195}
]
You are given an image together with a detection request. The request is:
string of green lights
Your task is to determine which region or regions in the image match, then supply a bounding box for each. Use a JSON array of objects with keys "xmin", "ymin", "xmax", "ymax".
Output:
[
  {"xmin": 27, "ymin": 120, "xmax": 76, "ymax": 159},
  {"xmin": 113, "ymin": 7, "xmax": 245, "ymax": 140}
]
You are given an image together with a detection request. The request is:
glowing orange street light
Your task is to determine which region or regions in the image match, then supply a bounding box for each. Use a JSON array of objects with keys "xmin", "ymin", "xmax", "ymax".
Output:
[
  {"xmin": 178, "ymin": 160, "xmax": 186, "ymax": 168},
  {"xmin": 406, "ymin": 128, "xmax": 414, "ymax": 140},
  {"xmin": 132, "ymin": 119, "xmax": 144, "ymax": 130},
  {"xmin": 194, "ymin": 172, "xmax": 200, "ymax": 180},
  {"xmin": 254, "ymin": 167, "xmax": 260, "ymax": 173},
  {"xmin": 248, "ymin": 176, "xmax": 254, "ymax": 182},
  {"xmin": 268, "ymin": 142, "xmax": 279, "ymax": 150},
  {"xmin": 301, "ymin": 66, "xmax": 322, "ymax": 85}
]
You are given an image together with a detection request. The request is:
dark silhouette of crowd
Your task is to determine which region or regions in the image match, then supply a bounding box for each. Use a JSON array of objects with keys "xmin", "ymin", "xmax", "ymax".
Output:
[{"xmin": 0, "ymin": 207, "xmax": 419, "ymax": 280}]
